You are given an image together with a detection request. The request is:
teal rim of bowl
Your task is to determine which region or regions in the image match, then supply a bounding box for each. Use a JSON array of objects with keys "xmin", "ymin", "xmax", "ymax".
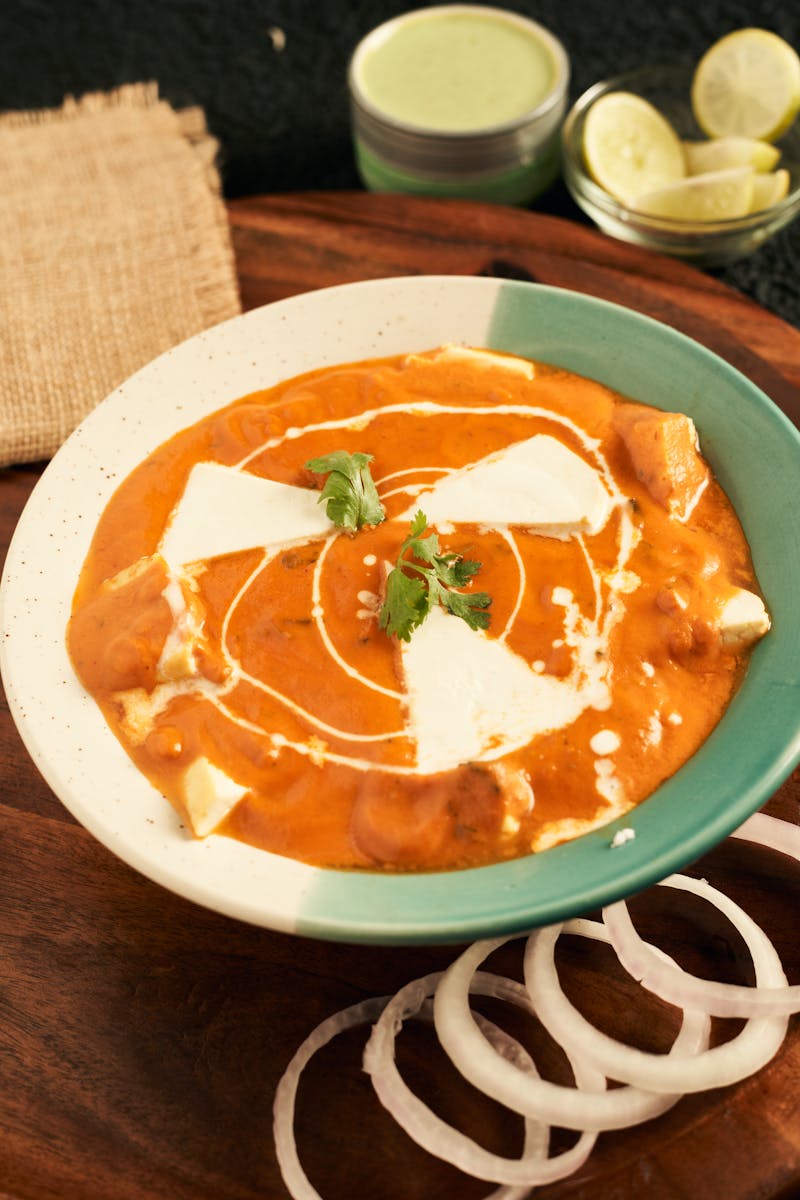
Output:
[{"xmin": 295, "ymin": 280, "xmax": 800, "ymax": 943}]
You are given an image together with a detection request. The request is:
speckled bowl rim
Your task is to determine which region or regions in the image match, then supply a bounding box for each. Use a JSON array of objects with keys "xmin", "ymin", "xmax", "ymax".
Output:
[{"xmin": 2, "ymin": 276, "xmax": 799, "ymax": 945}]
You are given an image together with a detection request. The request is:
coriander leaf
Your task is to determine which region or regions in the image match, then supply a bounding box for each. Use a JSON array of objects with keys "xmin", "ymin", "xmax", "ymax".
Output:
[
  {"xmin": 409, "ymin": 509, "xmax": 428, "ymax": 539},
  {"xmin": 396, "ymin": 511, "xmax": 445, "ymax": 568},
  {"xmin": 407, "ymin": 531, "xmax": 440, "ymax": 566},
  {"xmin": 441, "ymin": 586, "xmax": 492, "ymax": 630},
  {"xmin": 378, "ymin": 568, "xmax": 430, "ymax": 642},
  {"xmin": 305, "ymin": 450, "xmax": 385, "ymax": 532},
  {"xmin": 379, "ymin": 511, "xmax": 492, "ymax": 640},
  {"xmin": 306, "ymin": 450, "xmax": 371, "ymax": 476},
  {"xmin": 429, "ymin": 553, "xmax": 482, "ymax": 588}
]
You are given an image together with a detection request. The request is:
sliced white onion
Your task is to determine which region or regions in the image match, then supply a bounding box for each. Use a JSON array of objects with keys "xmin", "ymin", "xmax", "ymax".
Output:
[
  {"xmin": 472, "ymin": 1006, "xmax": 551, "ymax": 1200},
  {"xmin": 274, "ymin": 970, "xmax": 556, "ymax": 1200},
  {"xmin": 530, "ymin": 875, "xmax": 788, "ymax": 1093},
  {"xmin": 273, "ymin": 994, "xmax": 390, "ymax": 1200},
  {"xmin": 434, "ymin": 922, "xmax": 709, "ymax": 1133},
  {"xmin": 275, "ymin": 813, "xmax": 798, "ymax": 1198},
  {"xmin": 731, "ymin": 810, "xmax": 800, "ymax": 860},
  {"xmin": 603, "ymin": 871, "xmax": 800, "ymax": 1017},
  {"xmin": 365, "ymin": 965, "xmax": 598, "ymax": 1187}
]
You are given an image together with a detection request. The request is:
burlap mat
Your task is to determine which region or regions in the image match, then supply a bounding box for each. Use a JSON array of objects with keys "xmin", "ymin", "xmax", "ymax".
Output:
[{"xmin": 0, "ymin": 82, "xmax": 242, "ymax": 466}]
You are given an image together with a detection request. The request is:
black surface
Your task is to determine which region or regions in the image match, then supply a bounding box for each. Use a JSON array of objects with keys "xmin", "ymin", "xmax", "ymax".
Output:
[{"xmin": 1, "ymin": 0, "xmax": 799, "ymax": 326}]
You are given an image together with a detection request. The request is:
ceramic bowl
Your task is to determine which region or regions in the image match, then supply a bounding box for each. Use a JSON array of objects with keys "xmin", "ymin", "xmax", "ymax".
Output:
[{"xmin": 2, "ymin": 276, "xmax": 799, "ymax": 943}]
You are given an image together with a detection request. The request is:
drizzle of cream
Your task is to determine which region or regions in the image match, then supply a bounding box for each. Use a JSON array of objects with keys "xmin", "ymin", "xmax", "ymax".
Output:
[
  {"xmin": 156, "ymin": 572, "xmax": 203, "ymax": 681},
  {"xmin": 594, "ymin": 758, "xmax": 624, "ymax": 804},
  {"xmin": 214, "ymin": 544, "xmax": 406, "ymax": 744},
  {"xmin": 494, "ymin": 528, "xmax": 525, "ymax": 644},
  {"xmin": 311, "ymin": 535, "xmax": 404, "ymax": 701},
  {"xmin": 643, "ymin": 714, "xmax": 663, "ymax": 746},
  {"xmin": 406, "ymin": 344, "xmax": 535, "ymax": 378},
  {"xmin": 149, "ymin": 377, "xmax": 645, "ymax": 777},
  {"xmin": 590, "ymin": 729, "xmax": 621, "ymax": 756},
  {"xmin": 677, "ymin": 474, "xmax": 709, "ymax": 524}
]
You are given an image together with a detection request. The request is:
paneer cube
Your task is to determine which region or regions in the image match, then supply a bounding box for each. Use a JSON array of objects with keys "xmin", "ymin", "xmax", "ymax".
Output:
[
  {"xmin": 181, "ymin": 757, "xmax": 248, "ymax": 837},
  {"xmin": 718, "ymin": 588, "xmax": 771, "ymax": 649},
  {"xmin": 614, "ymin": 405, "xmax": 709, "ymax": 521}
]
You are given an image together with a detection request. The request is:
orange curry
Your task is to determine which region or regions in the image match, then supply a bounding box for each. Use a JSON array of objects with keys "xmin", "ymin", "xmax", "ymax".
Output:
[{"xmin": 67, "ymin": 347, "xmax": 768, "ymax": 871}]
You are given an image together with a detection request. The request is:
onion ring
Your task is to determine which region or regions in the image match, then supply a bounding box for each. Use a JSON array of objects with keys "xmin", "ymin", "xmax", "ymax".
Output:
[
  {"xmin": 365, "ymin": 965, "xmax": 597, "ymax": 1188},
  {"xmin": 273, "ymin": 994, "xmax": 390, "ymax": 1200},
  {"xmin": 275, "ymin": 815, "xmax": 798, "ymax": 1198},
  {"xmin": 471, "ymin": 1006, "xmax": 551, "ymax": 1200},
  {"xmin": 274, "ymin": 972, "xmax": 553, "ymax": 1200},
  {"xmin": 434, "ymin": 922, "xmax": 709, "ymax": 1132},
  {"xmin": 731, "ymin": 810, "xmax": 800, "ymax": 861},
  {"xmin": 603, "ymin": 868, "xmax": 800, "ymax": 1017},
  {"xmin": 529, "ymin": 875, "xmax": 788, "ymax": 1094},
  {"xmin": 599, "ymin": 813, "xmax": 799, "ymax": 1018}
]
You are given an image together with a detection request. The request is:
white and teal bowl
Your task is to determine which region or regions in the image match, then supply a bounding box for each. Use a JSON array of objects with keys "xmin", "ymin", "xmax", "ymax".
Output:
[{"xmin": 2, "ymin": 276, "xmax": 799, "ymax": 943}]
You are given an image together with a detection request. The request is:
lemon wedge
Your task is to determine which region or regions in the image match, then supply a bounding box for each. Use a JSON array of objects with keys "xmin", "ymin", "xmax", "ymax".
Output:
[
  {"xmin": 634, "ymin": 166, "xmax": 755, "ymax": 221},
  {"xmin": 583, "ymin": 92, "xmax": 685, "ymax": 206},
  {"xmin": 692, "ymin": 28, "xmax": 800, "ymax": 141},
  {"xmin": 750, "ymin": 167, "xmax": 791, "ymax": 211},
  {"xmin": 683, "ymin": 136, "xmax": 781, "ymax": 174}
]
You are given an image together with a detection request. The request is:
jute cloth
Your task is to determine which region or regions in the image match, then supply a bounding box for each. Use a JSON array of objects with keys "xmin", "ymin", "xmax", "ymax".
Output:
[{"xmin": 0, "ymin": 83, "xmax": 242, "ymax": 466}]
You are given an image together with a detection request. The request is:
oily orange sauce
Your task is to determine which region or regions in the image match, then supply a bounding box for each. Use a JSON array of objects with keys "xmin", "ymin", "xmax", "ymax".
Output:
[{"xmin": 67, "ymin": 350, "xmax": 764, "ymax": 871}]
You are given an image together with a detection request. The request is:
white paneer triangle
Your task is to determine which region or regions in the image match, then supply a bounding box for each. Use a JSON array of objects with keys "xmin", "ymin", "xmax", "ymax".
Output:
[
  {"xmin": 406, "ymin": 435, "xmax": 612, "ymax": 535},
  {"xmin": 181, "ymin": 756, "xmax": 248, "ymax": 836},
  {"xmin": 399, "ymin": 606, "xmax": 588, "ymax": 774},
  {"xmin": 160, "ymin": 462, "xmax": 333, "ymax": 569}
]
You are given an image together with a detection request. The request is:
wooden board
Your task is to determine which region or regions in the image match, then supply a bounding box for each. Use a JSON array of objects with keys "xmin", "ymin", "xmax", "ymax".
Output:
[
  {"xmin": 0, "ymin": 193, "xmax": 797, "ymax": 1200},
  {"xmin": 229, "ymin": 192, "xmax": 800, "ymax": 422}
]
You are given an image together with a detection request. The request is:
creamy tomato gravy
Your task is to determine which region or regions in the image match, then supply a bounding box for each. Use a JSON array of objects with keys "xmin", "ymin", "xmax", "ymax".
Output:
[{"xmin": 68, "ymin": 347, "xmax": 769, "ymax": 871}]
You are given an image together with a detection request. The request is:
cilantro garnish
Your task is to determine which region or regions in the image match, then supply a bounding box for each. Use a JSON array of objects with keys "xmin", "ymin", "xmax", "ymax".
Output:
[
  {"xmin": 379, "ymin": 510, "xmax": 492, "ymax": 642},
  {"xmin": 305, "ymin": 450, "xmax": 385, "ymax": 532}
]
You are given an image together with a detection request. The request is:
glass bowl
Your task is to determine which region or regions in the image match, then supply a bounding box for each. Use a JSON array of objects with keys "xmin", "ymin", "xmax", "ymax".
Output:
[{"xmin": 562, "ymin": 63, "xmax": 800, "ymax": 266}]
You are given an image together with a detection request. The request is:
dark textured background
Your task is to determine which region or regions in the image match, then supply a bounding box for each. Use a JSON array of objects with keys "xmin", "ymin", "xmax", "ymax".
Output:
[{"xmin": 1, "ymin": 0, "xmax": 799, "ymax": 326}]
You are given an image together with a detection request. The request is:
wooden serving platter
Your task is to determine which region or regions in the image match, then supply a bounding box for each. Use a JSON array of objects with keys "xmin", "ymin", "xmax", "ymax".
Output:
[{"xmin": 0, "ymin": 192, "xmax": 797, "ymax": 1200}]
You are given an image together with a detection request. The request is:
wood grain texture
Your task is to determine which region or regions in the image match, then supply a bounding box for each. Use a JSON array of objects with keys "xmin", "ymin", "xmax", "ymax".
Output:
[
  {"xmin": 229, "ymin": 192, "xmax": 800, "ymax": 422},
  {"xmin": 1, "ymin": 194, "xmax": 798, "ymax": 1200}
]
